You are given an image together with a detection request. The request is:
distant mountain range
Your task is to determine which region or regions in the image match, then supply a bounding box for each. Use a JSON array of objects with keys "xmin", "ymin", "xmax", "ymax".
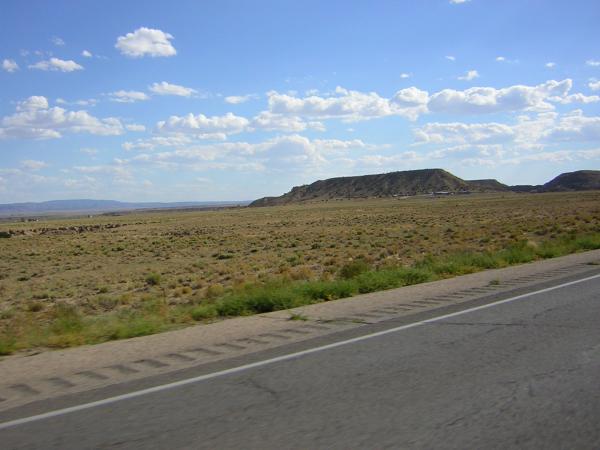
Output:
[
  {"xmin": 0, "ymin": 199, "xmax": 250, "ymax": 216},
  {"xmin": 250, "ymin": 169, "xmax": 600, "ymax": 207},
  {"xmin": 3, "ymin": 170, "xmax": 597, "ymax": 214}
]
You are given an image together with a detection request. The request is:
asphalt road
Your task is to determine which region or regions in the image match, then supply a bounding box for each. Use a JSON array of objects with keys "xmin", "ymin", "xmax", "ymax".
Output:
[{"xmin": 2, "ymin": 274, "xmax": 600, "ymax": 449}]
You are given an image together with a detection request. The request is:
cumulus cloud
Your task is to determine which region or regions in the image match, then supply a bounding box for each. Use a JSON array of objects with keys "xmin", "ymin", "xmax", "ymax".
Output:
[
  {"xmin": 267, "ymin": 86, "xmax": 428, "ymax": 122},
  {"xmin": 449, "ymin": 0, "xmax": 470, "ymax": 4},
  {"xmin": 124, "ymin": 134, "xmax": 377, "ymax": 173},
  {"xmin": 21, "ymin": 159, "xmax": 47, "ymax": 170},
  {"xmin": 458, "ymin": 70, "xmax": 479, "ymax": 81},
  {"xmin": 122, "ymin": 134, "xmax": 193, "ymax": 151},
  {"xmin": 126, "ymin": 124, "xmax": 146, "ymax": 132},
  {"xmin": 251, "ymin": 111, "xmax": 324, "ymax": 132},
  {"xmin": 400, "ymin": 73, "xmax": 411, "ymax": 79},
  {"xmin": 2, "ymin": 59, "xmax": 19, "ymax": 72},
  {"xmin": 17, "ymin": 96, "xmax": 49, "ymax": 111},
  {"xmin": 497, "ymin": 56, "xmax": 518, "ymax": 64},
  {"xmin": 156, "ymin": 112, "xmax": 249, "ymax": 138},
  {"xmin": 586, "ymin": 59, "xmax": 600, "ymax": 67},
  {"xmin": 262, "ymin": 80, "xmax": 589, "ymax": 124},
  {"xmin": 545, "ymin": 62, "xmax": 556, "ymax": 68},
  {"xmin": 414, "ymin": 122, "xmax": 515, "ymax": 145},
  {"xmin": 589, "ymin": 80, "xmax": 600, "ymax": 91},
  {"xmin": 358, "ymin": 152, "xmax": 422, "ymax": 167},
  {"xmin": 56, "ymin": 97, "xmax": 97, "ymax": 107},
  {"xmin": 445, "ymin": 55, "xmax": 456, "ymax": 61},
  {"xmin": 225, "ymin": 94, "xmax": 259, "ymax": 104},
  {"xmin": 0, "ymin": 96, "xmax": 124, "ymax": 139},
  {"xmin": 81, "ymin": 50, "xmax": 93, "ymax": 58},
  {"xmin": 115, "ymin": 27, "xmax": 176, "ymax": 58},
  {"xmin": 542, "ymin": 110, "xmax": 600, "ymax": 142},
  {"xmin": 149, "ymin": 81, "xmax": 197, "ymax": 97},
  {"xmin": 29, "ymin": 57, "xmax": 83, "ymax": 72},
  {"xmin": 550, "ymin": 93, "xmax": 600, "ymax": 104},
  {"xmin": 412, "ymin": 109, "xmax": 600, "ymax": 164},
  {"xmin": 52, "ymin": 36, "xmax": 65, "ymax": 46},
  {"xmin": 428, "ymin": 79, "xmax": 573, "ymax": 114},
  {"xmin": 109, "ymin": 90, "xmax": 149, "ymax": 103}
]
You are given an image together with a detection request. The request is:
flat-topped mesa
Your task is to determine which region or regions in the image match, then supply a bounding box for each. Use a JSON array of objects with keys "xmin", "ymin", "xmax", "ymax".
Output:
[
  {"xmin": 249, "ymin": 168, "xmax": 600, "ymax": 207},
  {"xmin": 250, "ymin": 169, "xmax": 505, "ymax": 207},
  {"xmin": 542, "ymin": 170, "xmax": 600, "ymax": 191}
]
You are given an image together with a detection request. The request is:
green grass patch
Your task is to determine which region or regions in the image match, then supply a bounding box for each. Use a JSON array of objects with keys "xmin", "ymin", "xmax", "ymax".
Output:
[{"xmin": 3, "ymin": 230, "xmax": 600, "ymax": 355}]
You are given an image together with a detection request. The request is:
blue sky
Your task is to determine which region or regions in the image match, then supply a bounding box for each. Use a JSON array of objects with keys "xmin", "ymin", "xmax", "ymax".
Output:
[{"xmin": 1, "ymin": 0, "xmax": 599, "ymax": 202}]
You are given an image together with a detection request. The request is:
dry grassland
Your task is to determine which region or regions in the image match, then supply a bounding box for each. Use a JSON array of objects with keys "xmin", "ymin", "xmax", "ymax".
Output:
[{"xmin": 1, "ymin": 191, "xmax": 599, "ymax": 354}]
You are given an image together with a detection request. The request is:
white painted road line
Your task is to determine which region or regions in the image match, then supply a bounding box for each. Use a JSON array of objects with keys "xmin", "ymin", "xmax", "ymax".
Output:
[{"xmin": 1, "ymin": 272, "xmax": 600, "ymax": 431}]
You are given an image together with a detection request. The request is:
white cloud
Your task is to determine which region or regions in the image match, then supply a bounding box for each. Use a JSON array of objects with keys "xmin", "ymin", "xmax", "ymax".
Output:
[
  {"xmin": 21, "ymin": 159, "xmax": 47, "ymax": 170},
  {"xmin": 589, "ymin": 81, "xmax": 600, "ymax": 91},
  {"xmin": 81, "ymin": 50, "xmax": 93, "ymax": 58},
  {"xmin": 149, "ymin": 81, "xmax": 197, "ymax": 97},
  {"xmin": 29, "ymin": 57, "xmax": 83, "ymax": 72},
  {"xmin": 80, "ymin": 147, "xmax": 98, "ymax": 156},
  {"xmin": 496, "ymin": 56, "xmax": 518, "ymax": 64},
  {"xmin": 17, "ymin": 96, "xmax": 49, "ymax": 111},
  {"xmin": 251, "ymin": 111, "xmax": 318, "ymax": 132},
  {"xmin": 449, "ymin": 0, "xmax": 470, "ymax": 3},
  {"xmin": 358, "ymin": 152, "xmax": 422, "ymax": 167},
  {"xmin": 225, "ymin": 94, "xmax": 259, "ymax": 104},
  {"xmin": 543, "ymin": 110, "xmax": 600, "ymax": 142},
  {"xmin": 414, "ymin": 122, "xmax": 515, "ymax": 145},
  {"xmin": 550, "ymin": 93, "xmax": 600, "ymax": 104},
  {"xmin": 122, "ymin": 134, "xmax": 193, "ymax": 151},
  {"xmin": 156, "ymin": 112, "xmax": 249, "ymax": 138},
  {"xmin": 109, "ymin": 90, "xmax": 149, "ymax": 103},
  {"xmin": 124, "ymin": 134, "xmax": 377, "ymax": 173},
  {"xmin": 545, "ymin": 62, "xmax": 556, "ymax": 68},
  {"xmin": 400, "ymin": 73, "xmax": 411, "ymax": 79},
  {"xmin": 52, "ymin": 36, "xmax": 65, "ymax": 46},
  {"xmin": 263, "ymin": 80, "xmax": 589, "ymax": 124},
  {"xmin": 267, "ymin": 86, "xmax": 428, "ymax": 122},
  {"xmin": 2, "ymin": 59, "xmax": 19, "ymax": 72},
  {"xmin": 72, "ymin": 165, "xmax": 133, "ymax": 182},
  {"xmin": 586, "ymin": 59, "xmax": 600, "ymax": 67},
  {"xmin": 391, "ymin": 87, "xmax": 429, "ymax": 107},
  {"xmin": 458, "ymin": 70, "xmax": 479, "ymax": 81},
  {"xmin": 115, "ymin": 27, "xmax": 176, "ymax": 58},
  {"xmin": 125, "ymin": 124, "xmax": 146, "ymax": 132},
  {"xmin": 0, "ymin": 96, "xmax": 124, "ymax": 139},
  {"xmin": 56, "ymin": 97, "xmax": 97, "ymax": 107},
  {"xmin": 445, "ymin": 55, "xmax": 456, "ymax": 61},
  {"xmin": 428, "ymin": 79, "xmax": 573, "ymax": 114}
]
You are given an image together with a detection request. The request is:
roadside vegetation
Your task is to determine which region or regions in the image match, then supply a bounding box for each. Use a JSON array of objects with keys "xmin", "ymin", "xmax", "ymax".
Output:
[{"xmin": 1, "ymin": 192, "xmax": 599, "ymax": 355}]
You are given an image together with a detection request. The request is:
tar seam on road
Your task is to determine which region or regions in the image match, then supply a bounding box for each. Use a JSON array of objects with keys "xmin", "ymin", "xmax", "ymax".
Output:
[{"xmin": 1, "ymin": 272, "xmax": 599, "ymax": 431}]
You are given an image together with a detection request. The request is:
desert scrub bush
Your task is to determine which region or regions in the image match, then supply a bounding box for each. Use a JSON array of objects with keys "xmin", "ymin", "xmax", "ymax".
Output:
[
  {"xmin": 145, "ymin": 273, "xmax": 161, "ymax": 286},
  {"xmin": 216, "ymin": 281, "xmax": 300, "ymax": 315},
  {"xmin": 50, "ymin": 304, "xmax": 84, "ymax": 334},
  {"xmin": 355, "ymin": 267, "xmax": 432, "ymax": 294},
  {"xmin": 290, "ymin": 266, "xmax": 314, "ymax": 281},
  {"xmin": 205, "ymin": 283, "xmax": 225, "ymax": 299},
  {"xmin": 338, "ymin": 259, "xmax": 370, "ymax": 279},
  {"xmin": 191, "ymin": 304, "xmax": 219, "ymax": 320},
  {"xmin": 498, "ymin": 242, "xmax": 537, "ymax": 264},
  {"xmin": 0, "ymin": 334, "xmax": 16, "ymax": 355}
]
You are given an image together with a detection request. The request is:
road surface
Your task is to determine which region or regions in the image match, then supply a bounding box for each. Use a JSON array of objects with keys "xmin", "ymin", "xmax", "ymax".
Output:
[{"xmin": 1, "ymin": 273, "xmax": 600, "ymax": 449}]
